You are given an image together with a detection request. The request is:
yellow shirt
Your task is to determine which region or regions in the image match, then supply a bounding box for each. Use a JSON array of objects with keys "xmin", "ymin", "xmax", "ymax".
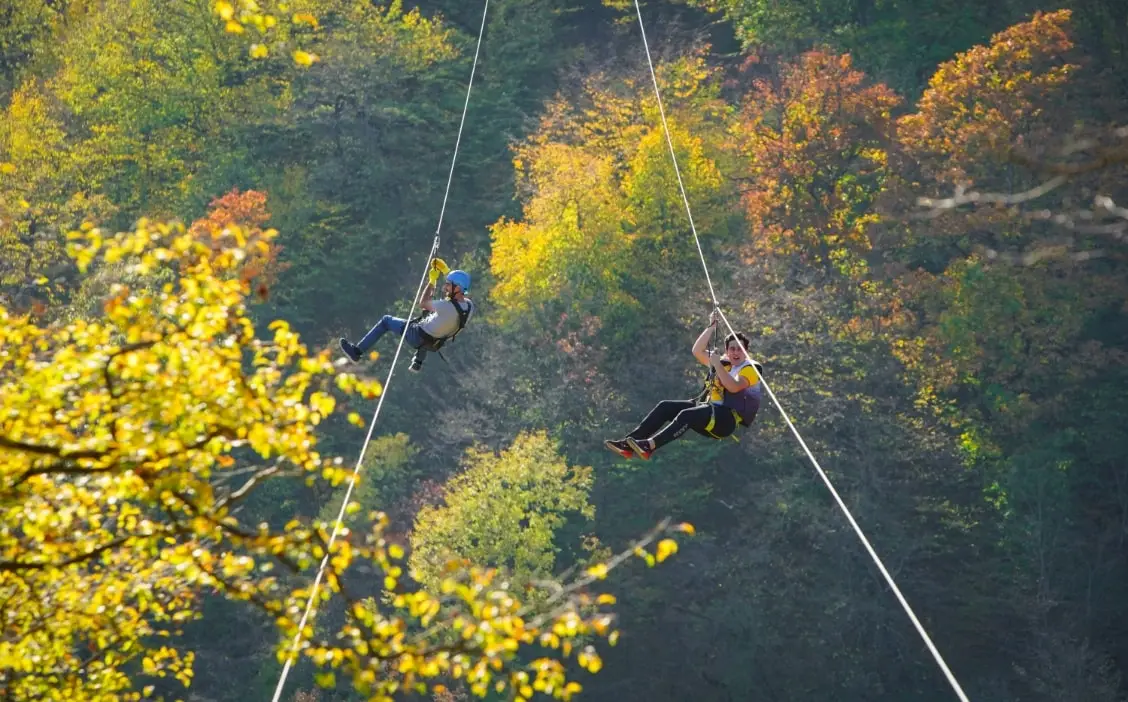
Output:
[{"xmin": 709, "ymin": 360, "xmax": 759, "ymax": 403}]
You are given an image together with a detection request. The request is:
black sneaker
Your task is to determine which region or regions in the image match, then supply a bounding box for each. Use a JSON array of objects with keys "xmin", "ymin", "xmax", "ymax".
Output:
[
  {"xmin": 603, "ymin": 438, "xmax": 634, "ymax": 459},
  {"xmin": 339, "ymin": 338, "xmax": 362, "ymax": 363},
  {"xmin": 408, "ymin": 358, "xmax": 423, "ymax": 373}
]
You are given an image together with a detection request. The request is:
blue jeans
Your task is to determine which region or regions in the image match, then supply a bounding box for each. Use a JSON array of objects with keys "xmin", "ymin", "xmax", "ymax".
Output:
[{"xmin": 357, "ymin": 315, "xmax": 426, "ymax": 353}]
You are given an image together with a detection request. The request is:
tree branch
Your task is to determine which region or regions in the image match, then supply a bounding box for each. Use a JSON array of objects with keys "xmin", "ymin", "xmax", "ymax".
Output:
[
  {"xmin": 214, "ymin": 463, "xmax": 290, "ymax": 512},
  {"xmin": 6, "ymin": 425, "xmax": 237, "ymax": 488},
  {"xmin": 0, "ymin": 535, "xmax": 132, "ymax": 573},
  {"xmin": 915, "ymin": 175, "xmax": 1069, "ymax": 214},
  {"xmin": 1008, "ymin": 126, "xmax": 1128, "ymax": 176},
  {"xmin": 0, "ymin": 435, "xmax": 105, "ymax": 460}
]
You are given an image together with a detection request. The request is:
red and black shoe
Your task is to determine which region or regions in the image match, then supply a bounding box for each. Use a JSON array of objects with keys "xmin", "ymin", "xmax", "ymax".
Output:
[
  {"xmin": 625, "ymin": 437, "xmax": 655, "ymax": 460},
  {"xmin": 603, "ymin": 438, "xmax": 634, "ymax": 459}
]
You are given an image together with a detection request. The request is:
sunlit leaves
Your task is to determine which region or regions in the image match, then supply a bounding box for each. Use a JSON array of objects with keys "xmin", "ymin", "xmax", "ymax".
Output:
[
  {"xmin": 654, "ymin": 538, "xmax": 678, "ymax": 563},
  {"xmin": 214, "ymin": 0, "xmax": 286, "ymax": 58},
  {"xmin": 304, "ymin": 518, "xmax": 691, "ymax": 702},
  {"xmin": 0, "ymin": 219, "xmax": 693, "ymax": 700},
  {"xmin": 214, "ymin": 1, "xmax": 440, "ymax": 69},
  {"xmin": 733, "ymin": 50, "xmax": 899, "ymax": 280},
  {"xmin": 0, "ymin": 82, "xmax": 114, "ymax": 311},
  {"xmin": 489, "ymin": 54, "xmax": 731, "ymax": 322},
  {"xmin": 187, "ymin": 188, "xmax": 290, "ymax": 297},
  {"xmin": 898, "ymin": 10, "xmax": 1077, "ymax": 185},
  {"xmin": 0, "ymin": 218, "xmax": 378, "ymax": 699}
]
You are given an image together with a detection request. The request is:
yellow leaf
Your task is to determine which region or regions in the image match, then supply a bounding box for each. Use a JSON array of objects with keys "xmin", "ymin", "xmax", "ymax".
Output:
[
  {"xmin": 673, "ymin": 522, "xmax": 695, "ymax": 535},
  {"xmin": 585, "ymin": 563, "xmax": 608, "ymax": 580},
  {"xmin": 655, "ymin": 538, "xmax": 678, "ymax": 563},
  {"xmin": 292, "ymin": 12, "xmax": 319, "ymax": 28},
  {"xmin": 292, "ymin": 50, "xmax": 318, "ymax": 67},
  {"xmin": 309, "ymin": 391, "xmax": 335, "ymax": 415},
  {"xmin": 215, "ymin": 1, "xmax": 235, "ymax": 21}
]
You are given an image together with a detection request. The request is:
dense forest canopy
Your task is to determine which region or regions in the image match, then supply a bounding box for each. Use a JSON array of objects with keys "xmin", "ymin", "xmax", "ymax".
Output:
[{"xmin": 1, "ymin": 0, "xmax": 1126, "ymax": 701}]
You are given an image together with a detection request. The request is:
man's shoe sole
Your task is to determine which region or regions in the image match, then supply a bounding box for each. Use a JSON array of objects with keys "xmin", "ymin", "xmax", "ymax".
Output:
[
  {"xmin": 625, "ymin": 437, "xmax": 653, "ymax": 460},
  {"xmin": 603, "ymin": 440, "xmax": 633, "ymax": 459}
]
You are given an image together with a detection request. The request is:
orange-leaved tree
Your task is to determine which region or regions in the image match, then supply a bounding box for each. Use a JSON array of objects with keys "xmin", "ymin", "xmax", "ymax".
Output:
[
  {"xmin": 897, "ymin": 9, "xmax": 1077, "ymax": 188},
  {"xmin": 733, "ymin": 50, "xmax": 900, "ymax": 282}
]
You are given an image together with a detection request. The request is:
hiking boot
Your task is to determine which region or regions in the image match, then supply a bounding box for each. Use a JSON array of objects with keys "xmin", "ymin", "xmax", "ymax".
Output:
[
  {"xmin": 339, "ymin": 338, "xmax": 362, "ymax": 363},
  {"xmin": 603, "ymin": 438, "xmax": 634, "ymax": 459},
  {"xmin": 625, "ymin": 437, "xmax": 654, "ymax": 460}
]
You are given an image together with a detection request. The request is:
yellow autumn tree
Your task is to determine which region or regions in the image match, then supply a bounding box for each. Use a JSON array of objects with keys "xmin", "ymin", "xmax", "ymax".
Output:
[
  {"xmin": 0, "ymin": 82, "xmax": 116, "ymax": 310},
  {"xmin": 0, "ymin": 218, "xmax": 691, "ymax": 701},
  {"xmin": 489, "ymin": 54, "xmax": 730, "ymax": 323}
]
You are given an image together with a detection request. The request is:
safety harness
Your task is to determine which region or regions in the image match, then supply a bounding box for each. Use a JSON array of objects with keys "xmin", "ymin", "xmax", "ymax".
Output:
[
  {"xmin": 412, "ymin": 295, "xmax": 472, "ymax": 357},
  {"xmin": 691, "ymin": 317, "xmax": 764, "ymax": 439}
]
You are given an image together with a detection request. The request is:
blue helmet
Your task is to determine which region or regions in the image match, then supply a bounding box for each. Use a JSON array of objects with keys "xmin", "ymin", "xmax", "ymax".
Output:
[{"xmin": 446, "ymin": 269, "xmax": 471, "ymax": 293}]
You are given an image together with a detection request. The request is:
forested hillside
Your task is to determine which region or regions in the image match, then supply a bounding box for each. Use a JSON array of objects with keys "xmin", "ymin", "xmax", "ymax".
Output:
[{"xmin": 1, "ymin": 1, "xmax": 1126, "ymax": 701}]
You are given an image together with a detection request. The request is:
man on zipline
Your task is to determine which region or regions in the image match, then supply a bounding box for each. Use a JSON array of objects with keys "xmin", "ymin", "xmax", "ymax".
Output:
[
  {"xmin": 339, "ymin": 258, "xmax": 473, "ymax": 372},
  {"xmin": 604, "ymin": 311, "xmax": 761, "ymax": 459}
]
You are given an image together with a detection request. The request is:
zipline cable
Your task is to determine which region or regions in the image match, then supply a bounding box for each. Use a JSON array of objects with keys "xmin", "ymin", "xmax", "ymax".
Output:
[
  {"xmin": 268, "ymin": 2, "xmax": 490, "ymax": 699},
  {"xmin": 629, "ymin": 2, "xmax": 970, "ymax": 700}
]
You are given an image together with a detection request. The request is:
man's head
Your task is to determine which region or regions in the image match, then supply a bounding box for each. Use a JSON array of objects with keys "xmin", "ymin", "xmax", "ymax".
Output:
[
  {"xmin": 724, "ymin": 331, "xmax": 750, "ymax": 363},
  {"xmin": 444, "ymin": 269, "xmax": 471, "ymax": 298}
]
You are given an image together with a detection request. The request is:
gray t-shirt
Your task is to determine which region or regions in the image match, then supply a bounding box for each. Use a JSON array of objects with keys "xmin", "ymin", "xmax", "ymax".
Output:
[{"xmin": 419, "ymin": 298, "xmax": 473, "ymax": 338}]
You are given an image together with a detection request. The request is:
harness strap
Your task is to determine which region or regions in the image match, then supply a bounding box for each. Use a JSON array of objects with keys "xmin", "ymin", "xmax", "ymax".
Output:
[
  {"xmin": 694, "ymin": 317, "xmax": 721, "ymax": 403},
  {"xmin": 703, "ymin": 403, "xmax": 740, "ymax": 441},
  {"xmin": 414, "ymin": 296, "xmax": 472, "ymax": 350}
]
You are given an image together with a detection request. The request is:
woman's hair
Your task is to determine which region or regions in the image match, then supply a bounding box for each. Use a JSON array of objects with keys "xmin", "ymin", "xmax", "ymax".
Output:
[{"xmin": 725, "ymin": 331, "xmax": 750, "ymax": 352}]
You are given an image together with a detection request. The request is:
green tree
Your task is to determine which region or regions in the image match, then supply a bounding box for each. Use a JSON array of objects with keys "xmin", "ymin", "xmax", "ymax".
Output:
[
  {"xmin": 0, "ymin": 81, "xmax": 116, "ymax": 312},
  {"xmin": 0, "ymin": 0, "xmax": 61, "ymax": 94},
  {"xmin": 410, "ymin": 430, "xmax": 595, "ymax": 592}
]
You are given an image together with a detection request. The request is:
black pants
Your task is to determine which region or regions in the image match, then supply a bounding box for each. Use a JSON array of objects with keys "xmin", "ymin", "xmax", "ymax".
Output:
[{"xmin": 628, "ymin": 400, "xmax": 737, "ymax": 449}]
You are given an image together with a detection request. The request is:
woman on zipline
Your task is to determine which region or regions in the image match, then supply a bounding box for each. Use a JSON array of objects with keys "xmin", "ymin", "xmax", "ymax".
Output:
[{"xmin": 604, "ymin": 311, "xmax": 761, "ymax": 460}]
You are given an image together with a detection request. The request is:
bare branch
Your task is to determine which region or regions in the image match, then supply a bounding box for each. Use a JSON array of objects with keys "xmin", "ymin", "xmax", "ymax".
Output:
[
  {"xmin": 1008, "ymin": 126, "xmax": 1128, "ymax": 176},
  {"xmin": 979, "ymin": 243, "xmax": 1108, "ymax": 266},
  {"xmin": 214, "ymin": 462, "xmax": 291, "ymax": 512},
  {"xmin": 913, "ymin": 125, "xmax": 1128, "ymax": 258},
  {"xmin": 915, "ymin": 175, "xmax": 1068, "ymax": 214}
]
